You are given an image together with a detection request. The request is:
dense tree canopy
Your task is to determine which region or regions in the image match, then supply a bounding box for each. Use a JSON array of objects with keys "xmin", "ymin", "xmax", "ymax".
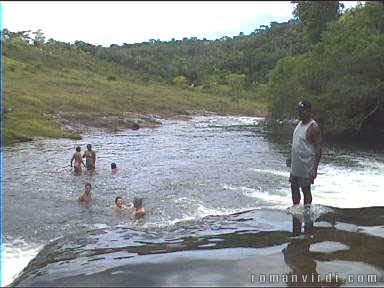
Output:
[
  {"xmin": 91, "ymin": 19, "xmax": 308, "ymax": 90},
  {"xmin": 292, "ymin": 1, "xmax": 342, "ymax": 44},
  {"xmin": 267, "ymin": 2, "xmax": 384, "ymax": 137}
]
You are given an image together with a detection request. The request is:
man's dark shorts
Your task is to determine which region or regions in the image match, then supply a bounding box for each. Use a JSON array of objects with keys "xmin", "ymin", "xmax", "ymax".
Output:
[{"xmin": 289, "ymin": 174, "xmax": 313, "ymax": 188}]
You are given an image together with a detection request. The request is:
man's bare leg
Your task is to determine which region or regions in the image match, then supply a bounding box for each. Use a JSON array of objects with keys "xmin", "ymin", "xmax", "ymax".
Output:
[
  {"xmin": 291, "ymin": 182, "xmax": 301, "ymax": 205},
  {"xmin": 302, "ymin": 186, "xmax": 312, "ymax": 205}
]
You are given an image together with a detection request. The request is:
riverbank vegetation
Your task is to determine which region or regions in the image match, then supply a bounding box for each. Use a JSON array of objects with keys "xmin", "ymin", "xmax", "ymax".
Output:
[
  {"xmin": 2, "ymin": 36, "xmax": 265, "ymax": 145},
  {"xmin": 267, "ymin": 1, "xmax": 384, "ymax": 139},
  {"xmin": 2, "ymin": 1, "xmax": 383, "ymax": 145}
]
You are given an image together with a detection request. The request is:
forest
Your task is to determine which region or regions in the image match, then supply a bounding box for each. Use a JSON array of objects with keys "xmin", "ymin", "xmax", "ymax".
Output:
[{"xmin": 2, "ymin": 1, "xmax": 383, "ymax": 145}]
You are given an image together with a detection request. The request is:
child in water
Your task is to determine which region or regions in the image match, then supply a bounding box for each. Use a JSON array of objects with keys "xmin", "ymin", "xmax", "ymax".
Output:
[{"xmin": 71, "ymin": 146, "xmax": 86, "ymax": 175}]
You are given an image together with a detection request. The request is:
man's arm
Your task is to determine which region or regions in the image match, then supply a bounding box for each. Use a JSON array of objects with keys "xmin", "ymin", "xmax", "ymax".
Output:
[
  {"xmin": 309, "ymin": 123, "xmax": 322, "ymax": 144},
  {"xmin": 308, "ymin": 123, "xmax": 322, "ymax": 181}
]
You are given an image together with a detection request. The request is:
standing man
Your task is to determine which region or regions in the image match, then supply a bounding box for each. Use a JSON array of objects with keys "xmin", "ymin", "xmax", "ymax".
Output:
[
  {"xmin": 83, "ymin": 144, "xmax": 96, "ymax": 171},
  {"xmin": 288, "ymin": 100, "xmax": 322, "ymax": 206}
]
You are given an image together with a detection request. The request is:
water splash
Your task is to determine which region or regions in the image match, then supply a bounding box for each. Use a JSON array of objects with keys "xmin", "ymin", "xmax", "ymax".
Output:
[
  {"xmin": 286, "ymin": 204, "xmax": 334, "ymax": 222},
  {"xmin": 2, "ymin": 237, "xmax": 43, "ymax": 287}
]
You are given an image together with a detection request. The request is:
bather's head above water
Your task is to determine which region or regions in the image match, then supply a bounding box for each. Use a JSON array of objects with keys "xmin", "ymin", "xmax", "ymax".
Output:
[
  {"xmin": 133, "ymin": 197, "xmax": 143, "ymax": 209},
  {"xmin": 111, "ymin": 163, "xmax": 117, "ymax": 173},
  {"xmin": 84, "ymin": 183, "xmax": 92, "ymax": 195},
  {"xmin": 115, "ymin": 196, "xmax": 124, "ymax": 208}
]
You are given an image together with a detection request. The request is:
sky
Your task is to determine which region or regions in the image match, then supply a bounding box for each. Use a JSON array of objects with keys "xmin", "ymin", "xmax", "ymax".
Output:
[{"xmin": 0, "ymin": 1, "xmax": 362, "ymax": 47}]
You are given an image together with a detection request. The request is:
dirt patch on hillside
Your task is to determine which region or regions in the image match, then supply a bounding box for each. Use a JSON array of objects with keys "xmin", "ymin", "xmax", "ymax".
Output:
[{"xmin": 50, "ymin": 111, "xmax": 163, "ymax": 134}]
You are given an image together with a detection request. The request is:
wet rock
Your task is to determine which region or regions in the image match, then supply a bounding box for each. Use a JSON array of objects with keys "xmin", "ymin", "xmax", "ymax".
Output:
[{"xmin": 10, "ymin": 207, "xmax": 384, "ymax": 287}]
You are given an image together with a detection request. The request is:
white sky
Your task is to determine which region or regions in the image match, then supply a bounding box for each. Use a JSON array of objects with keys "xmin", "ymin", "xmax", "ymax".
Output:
[{"xmin": 0, "ymin": 1, "xmax": 362, "ymax": 47}]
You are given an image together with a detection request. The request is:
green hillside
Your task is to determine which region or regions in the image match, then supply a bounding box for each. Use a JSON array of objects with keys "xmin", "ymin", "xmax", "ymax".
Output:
[
  {"xmin": 2, "ymin": 38, "xmax": 266, "ymax": 146},
  {"xmin": 2, "ymin": 1, "xmax": 383, "ymax": 146}
]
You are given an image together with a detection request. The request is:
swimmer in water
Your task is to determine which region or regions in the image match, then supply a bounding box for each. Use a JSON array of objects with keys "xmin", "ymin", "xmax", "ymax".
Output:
[
  {"xmin": 132, "ymin": 197, "xmax": 146, "ymax": 219},
  {"xmin": 78, "ymin": 183, "xmax": 93, "ymax": 202},
  {"xmin": 111, "ymin": 162, "xmax": 118, "ymax": 174},
  {"xmin": 110, "ymin": 196, "xmax": 131, "ymax": 210}
]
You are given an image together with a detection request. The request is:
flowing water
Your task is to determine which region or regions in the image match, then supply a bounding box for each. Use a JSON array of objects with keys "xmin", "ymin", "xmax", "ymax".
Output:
[{"xmin": 2, "ymin": 115, "xmax": 384, "ymax": 286}]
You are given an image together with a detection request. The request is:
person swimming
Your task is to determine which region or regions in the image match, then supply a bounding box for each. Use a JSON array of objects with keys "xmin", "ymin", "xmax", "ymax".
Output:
[
  {"xmin": 78, "ymin": 183, "xmax": 93, "ymax": 202},
  {"xmin": 132, "ymin": 197, "xmax": 146, "ymax": 219},
  {"xmin": 110, "ymin": 196, "xmax": 131, "ymax": 210},
  {"xmin": 111, "ymin": 162, "xmax": 118, "ymax": 174}
]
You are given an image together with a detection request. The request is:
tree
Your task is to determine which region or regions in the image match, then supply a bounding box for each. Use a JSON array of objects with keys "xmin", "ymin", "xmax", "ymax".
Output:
[
  {"xmin": 268, "ymin": 2, "xmax": 384, "ymax": 137},
  {"xmin": 292, "ymin": 1, "xmax": 342, "ymax": 44},
  {"xmin": 32, "ymin": 29, "xmax": 45, "ymax": 47}
]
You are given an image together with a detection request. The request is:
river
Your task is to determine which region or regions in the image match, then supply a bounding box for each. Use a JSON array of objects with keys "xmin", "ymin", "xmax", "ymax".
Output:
[{"xmin": 3, "ymin": 115, "xmax": 384, "ymax": 286}]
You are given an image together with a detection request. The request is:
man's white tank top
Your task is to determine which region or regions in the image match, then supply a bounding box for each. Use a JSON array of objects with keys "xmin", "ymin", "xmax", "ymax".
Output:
[{"xmin": 291, "ymin": 119, "xmax": 317, "ymax": 178}]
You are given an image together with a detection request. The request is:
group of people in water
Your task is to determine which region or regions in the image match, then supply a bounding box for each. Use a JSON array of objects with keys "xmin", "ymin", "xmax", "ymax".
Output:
[
  {"xmin": 71, "ymin": 144, "xmax": 145, "ymax": 219},
  {"xmin": 70, "ymin": 143, "xmax": 95, "ymax": 174},
  {"xmin": 70, "ymin": 99, "xmax": 321, "ymax": 222}
]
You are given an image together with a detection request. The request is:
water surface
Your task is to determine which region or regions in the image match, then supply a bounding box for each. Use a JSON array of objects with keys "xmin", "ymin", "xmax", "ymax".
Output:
[{"xmin": 3, "ymin": 116, "xmax": 384, "ymax": 286}]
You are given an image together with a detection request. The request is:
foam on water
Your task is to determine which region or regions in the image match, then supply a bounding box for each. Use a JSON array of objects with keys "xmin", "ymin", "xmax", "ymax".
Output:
[
  {"xmin": 250, "ymin": 168, "xmax": 290, "ymax": 178},
  {"xmin": 224, "ymin": 184, "xmax": 290, "ymax": 210},
  {"xmin": 245, "ymin": 157, "xmax": 384, "ymax": 209},
  {"xmin": 286, "ymin": 204, "xmax": 334, "ymax": 222},
  {"xmin": 2, "ymin": 238, "xmax": 43, "ymax": 287},
  {"xmin": 191, "ymin": 115, "xmax": 263, "ymax": 128},
  {"xmin": 313, "ymin": 160, "xmax": 384, "ymax": 208}
]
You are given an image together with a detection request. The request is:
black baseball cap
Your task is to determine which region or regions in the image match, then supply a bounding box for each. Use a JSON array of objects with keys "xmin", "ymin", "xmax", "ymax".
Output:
[{"xmin": 298, "ymin": 100, "xmax": 311, "ymax": 110}]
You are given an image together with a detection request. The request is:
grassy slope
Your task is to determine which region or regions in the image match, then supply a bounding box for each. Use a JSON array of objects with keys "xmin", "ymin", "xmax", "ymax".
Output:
[{"xmin": 3, "ymin": 55, "xmax": 266, "ymax": 146}]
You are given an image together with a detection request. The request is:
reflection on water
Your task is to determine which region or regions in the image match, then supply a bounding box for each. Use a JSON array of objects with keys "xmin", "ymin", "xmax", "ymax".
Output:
[
  {"xmin": 3, "ymin": 116, "xmax": 384, "ymax": 286},
  {"xmin": 283, "ymin": 214, "xmax": 343, "ymax": 287},
  {"xmin": 10, "ymin": 208, "xmax": 384, "ymax": 287}
]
